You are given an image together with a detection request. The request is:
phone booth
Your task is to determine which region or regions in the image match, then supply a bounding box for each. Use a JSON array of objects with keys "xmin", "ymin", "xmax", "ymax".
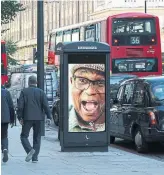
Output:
[{"xmin": 56, "ymin": 41, "xmax": 110, "ymax": 152}]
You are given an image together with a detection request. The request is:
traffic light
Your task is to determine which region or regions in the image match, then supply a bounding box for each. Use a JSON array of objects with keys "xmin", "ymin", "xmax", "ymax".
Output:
[{"xmin": 33, "ymin": 48, "xmax": 37, "ymax": 63}]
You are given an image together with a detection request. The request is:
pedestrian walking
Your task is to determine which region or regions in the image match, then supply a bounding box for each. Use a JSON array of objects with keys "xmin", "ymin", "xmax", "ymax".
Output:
[
  {"xmin": 1, "ymin": 85, "xmax": 15, "ymax": 163},
  {"xmin": 17, "ymin": 75, "xmax": 52, "ymax": 163}
]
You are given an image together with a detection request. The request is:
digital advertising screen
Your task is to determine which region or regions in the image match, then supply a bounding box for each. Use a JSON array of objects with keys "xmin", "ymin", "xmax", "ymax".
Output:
[{"xmin": 68, "ymin": 54, "xmax": 106, "ymax": 133}]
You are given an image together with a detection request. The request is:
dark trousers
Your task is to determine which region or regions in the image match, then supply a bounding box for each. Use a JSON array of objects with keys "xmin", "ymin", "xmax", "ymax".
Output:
[
  {"xmin": 20, "ymin": 120, "xmax": 41, "ymax": 159},
  {"xmin": 1, "ymin": 123, "xmax": 9, "ymax": 151}
]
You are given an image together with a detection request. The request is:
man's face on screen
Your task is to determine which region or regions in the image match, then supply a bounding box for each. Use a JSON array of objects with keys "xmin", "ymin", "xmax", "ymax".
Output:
[{"xmin": 71, "ymin": 68, "xmax": 105, "ymax": 123}]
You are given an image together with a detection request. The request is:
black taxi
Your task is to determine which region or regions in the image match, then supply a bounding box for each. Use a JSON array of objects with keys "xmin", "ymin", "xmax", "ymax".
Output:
[{"xmin": 110, "ymin": 76, "xmax": 164, "ymax": 153}]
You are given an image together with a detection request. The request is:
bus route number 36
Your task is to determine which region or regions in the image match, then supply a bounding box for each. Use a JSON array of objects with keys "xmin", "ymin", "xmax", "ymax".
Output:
[{"xmin": 130, "ymin": 36, "xmax": 140, "ymax": 45}]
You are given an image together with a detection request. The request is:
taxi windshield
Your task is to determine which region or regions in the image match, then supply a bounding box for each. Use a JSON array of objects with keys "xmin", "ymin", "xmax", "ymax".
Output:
[{"xmin": 152, "ymin": 84, "xmax": 164, "ymax": 101}]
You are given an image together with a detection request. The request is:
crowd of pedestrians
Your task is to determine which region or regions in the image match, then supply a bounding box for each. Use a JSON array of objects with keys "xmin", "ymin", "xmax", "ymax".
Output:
[{"xmin": 1, "ymin": 75, "xmax": 52, "ymax": 163}]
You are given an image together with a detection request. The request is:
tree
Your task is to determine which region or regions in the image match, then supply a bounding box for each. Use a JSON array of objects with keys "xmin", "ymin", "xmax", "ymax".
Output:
[
  {"xmin": 6, "ymin": 40, "xmax": 20, "ymax": 65},
  {"xmin": 1, "ymin": 0, "xmax": 25, "ymax": 25}
]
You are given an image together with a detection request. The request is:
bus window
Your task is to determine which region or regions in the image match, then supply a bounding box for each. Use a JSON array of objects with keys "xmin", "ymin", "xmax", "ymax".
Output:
[
  {"xmin": 95, "ymin": 23, "xmax": 101, "ymax": 42},
  {"xmin": 112, "ymin": 18, "xmax": 156, "ymax": 46},
  {"xmin": 112, "ymin": 18, "xmax": 155, "ymax": 34},
  {"xmin": 56, "ymin": 31, "xmax": 63, "ymax": 45},
  {"xmin": 72, "ymin": 28, "xmax": 80, "ymax": 41},
  {"xmin": 49, "ymin": 34, "xmax": 56, "ymax": 51},
  {"xmin": 112, "ymin": 58, "xmax": 158, "ymax": 73},
  {"xmin": 1, "ymin": 60, "xmax": 5, "ymax": 75},
  {"xmin": 85, "ymin": 24, "xmax": 96, "ymax": 41},
  {"xmin": 63, "ymin": 30, "xmax": 71, "ymax": 42},
  {"xmin": 145, "ymin": 21, "xmax": 152, "ymax": 33}
]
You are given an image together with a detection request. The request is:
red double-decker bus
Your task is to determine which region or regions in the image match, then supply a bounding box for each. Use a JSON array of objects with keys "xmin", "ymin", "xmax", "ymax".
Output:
[
  {"xmin": 1, "ymin": 40, "xmax": 8, "ymax": 85},
  {"xmin": 108, "ymin": 12, "xmax": 162, "ymax": 77},
  {"xmin": 48, "ymin": 12, "xmax": 162, "ymax": 77},
  {"xmin": 48, "ymin": 18, "xmax": 106, "ymax": 69}
]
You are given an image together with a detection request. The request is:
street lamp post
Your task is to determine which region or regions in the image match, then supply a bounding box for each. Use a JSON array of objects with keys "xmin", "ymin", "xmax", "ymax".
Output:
[{"xmin": 37, "ymin": 1, "xmax": 45, "ymax": 136}]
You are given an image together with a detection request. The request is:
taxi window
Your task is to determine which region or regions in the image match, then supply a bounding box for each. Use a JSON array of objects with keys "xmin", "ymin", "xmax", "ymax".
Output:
[
  {"xmin": 122, "ymin": 83, "xmax": 134, "ymax": 104},
  {"xmin": 133, "ymin": 84, "xmax": 145, "ymax": 105},
  {"xmin": 152, "ymin": 85, "xmax": 164, "ymax": 101},
  {"xmin": 117, "ymin": 85, "xmax": 124, "ymax": 101}
]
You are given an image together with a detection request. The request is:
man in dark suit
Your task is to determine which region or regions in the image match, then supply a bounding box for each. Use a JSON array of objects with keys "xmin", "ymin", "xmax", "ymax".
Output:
[
  {"xmin": 1, "ymin": 85, "xmax": 15, "ymax": 163},
  {"xmin": 17, "ymin": 75, "xmax": 52, "ymax": 163}
]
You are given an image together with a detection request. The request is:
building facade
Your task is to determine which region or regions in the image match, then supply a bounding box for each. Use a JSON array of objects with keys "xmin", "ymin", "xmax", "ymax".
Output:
[
  {"xmin": 90, "ymin": 0, "xmax": 164, "ymax": 52},
  {"xmin": 2, "ymin": 0, "xmax": 94, "ymax": 64},
  {"xmin": 2, "ymin": 0, "xmax": 164, "ymax": 64}
]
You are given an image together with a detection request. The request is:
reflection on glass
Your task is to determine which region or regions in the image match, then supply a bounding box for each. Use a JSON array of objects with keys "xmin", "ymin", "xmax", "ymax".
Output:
[
  {"xmin": 112, "ymin": 58, "xmax": 158, "ymax": 73},
  {"xmin": 112, "ymin": 18, "xmax": 155, "ymax": 34},
  {"xmin": 152, "ymin": 85, "xmax": 164, "ymax": 101},
  {"xmin": 68, "ymin": 64, "xmax": 105, "ymax": 132},
  {"xmin": 85, "ymin": 25, "xmax": 95, "ymax": 41}
]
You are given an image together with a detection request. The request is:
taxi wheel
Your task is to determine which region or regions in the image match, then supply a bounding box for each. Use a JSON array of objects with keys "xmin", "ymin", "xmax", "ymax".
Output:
[
  {"xmin": 53, "ymin": 108, "xmax": 59, "ymax": 126},
  {"xmin": 134, "ymin": 128, "xmax": 148, "ymax": 153},
  {"xmin": 110, "ymin": 136, "xmax": 115, "ymax": 144}
]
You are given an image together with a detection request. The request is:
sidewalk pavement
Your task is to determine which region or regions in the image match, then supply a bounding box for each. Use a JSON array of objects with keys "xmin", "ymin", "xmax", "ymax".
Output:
[{"xmin": 1, "ymin": 124, "xmax": 164, "ymax": 175}]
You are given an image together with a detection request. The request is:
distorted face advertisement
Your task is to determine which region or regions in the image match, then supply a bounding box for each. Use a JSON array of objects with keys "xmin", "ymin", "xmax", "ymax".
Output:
[{"xmin": 68, "ymin": 64, "xmax": 106, "ymax": 133}]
